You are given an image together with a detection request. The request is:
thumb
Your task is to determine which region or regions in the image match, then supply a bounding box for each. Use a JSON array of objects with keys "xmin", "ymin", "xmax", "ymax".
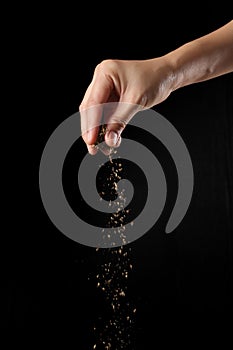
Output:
[{"xmin": 103, "ymin": 102, "xmax": 142, "ymax": 147}]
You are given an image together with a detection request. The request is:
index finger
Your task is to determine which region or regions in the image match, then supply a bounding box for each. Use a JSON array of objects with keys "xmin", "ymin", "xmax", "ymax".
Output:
[{"xmin": 79, "ymin": 65, "xmax": 113, "ymax": 153}]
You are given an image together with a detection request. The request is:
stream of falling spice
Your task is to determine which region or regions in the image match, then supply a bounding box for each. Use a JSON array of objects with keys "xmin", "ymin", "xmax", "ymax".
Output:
[{"xmin": 90, "ymin": 141, "xmax": 136, "ymax": 350}]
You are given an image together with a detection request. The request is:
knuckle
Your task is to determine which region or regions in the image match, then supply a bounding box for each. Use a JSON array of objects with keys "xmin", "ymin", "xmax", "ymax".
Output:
[
  {"xmin": 107, "ymin": 120, "xmax": 126, "ymax": 133},
  {"xmin": 95, "ymin": 59, "xmax": 119, "ymax": 75},
  {"xmin": 79, "ymin": 98, "xmax": 98, "ymax": 111},
  {"xmin": 79, "ymin": 102, "xmax": 86, "ymax": 111},
  {"xmin": 123, "ymin": 93, "xmax": 147, "ymax": 107},
  {"xmin": 112, "ymin": 119, "xmax": 127, "ymax": 129}
]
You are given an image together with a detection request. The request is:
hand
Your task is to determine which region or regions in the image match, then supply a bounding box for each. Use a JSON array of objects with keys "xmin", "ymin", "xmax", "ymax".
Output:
[
  {"xmin": 79, "ymin": 58, "xmax": 173, "ymax": 154},
  {"xmin": 79, "ymin": 20, "xmax": 233, "ymax": 155}
]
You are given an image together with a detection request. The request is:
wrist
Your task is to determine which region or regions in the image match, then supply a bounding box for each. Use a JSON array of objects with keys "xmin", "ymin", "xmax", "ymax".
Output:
[
  {"xmin": 162, "ymin": 50, "xmax": 187, "ymax": 92},
  {"xmin": 162, "ymin": 41, "xmax": 208, "ymax": 91},
  {"xmin": 148, "ymin": 57, "xmax": 177, "ymax": 97},
  {"xmin": 151, "ymin": 54, "xmax": 179, "ymax": 95}
]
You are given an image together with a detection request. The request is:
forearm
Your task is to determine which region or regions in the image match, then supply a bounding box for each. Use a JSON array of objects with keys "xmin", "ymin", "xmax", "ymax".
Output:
[
  {"xmin": 80, "ymin": 21, "xmax": 233, "ymax": 151},
  {"xmin": 164, "ymin": 20, "xmax": 233, "ymax": 91}
]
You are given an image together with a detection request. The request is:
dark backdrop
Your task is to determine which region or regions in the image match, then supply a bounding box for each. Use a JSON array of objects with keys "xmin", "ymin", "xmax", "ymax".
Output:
[{"xmin": 2, "ymin": 3, "xmax": 233, "ymax": 348}]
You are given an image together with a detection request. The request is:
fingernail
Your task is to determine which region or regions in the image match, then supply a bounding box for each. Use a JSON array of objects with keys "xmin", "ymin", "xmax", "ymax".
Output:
[
  {"xmin": 107, "ymin": 130, "xmax": 118, "ymax": 146},
  {"xmin": 87, "ymin": 144, "xmax": 97, "ymax": 155}
]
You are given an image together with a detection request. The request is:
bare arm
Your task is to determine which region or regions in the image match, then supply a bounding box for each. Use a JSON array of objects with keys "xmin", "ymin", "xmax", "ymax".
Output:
[
  {"xmin": 166, "ymin": 20, "xmax": 233, "ymax": 89},
  {"xmin": 80, "ymin": 20, "xmax": 233, "ymax": 154}
]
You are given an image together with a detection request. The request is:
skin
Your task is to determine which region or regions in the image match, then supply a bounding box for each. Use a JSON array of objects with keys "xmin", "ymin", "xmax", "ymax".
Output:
[{"xmin": 79, "ymin": 20, "xmax": 233, "ymax": 155}]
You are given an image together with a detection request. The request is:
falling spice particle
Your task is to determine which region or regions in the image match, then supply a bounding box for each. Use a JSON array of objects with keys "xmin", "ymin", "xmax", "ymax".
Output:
[{"xmin": 91, "ymin": 133, "xmax": 136, "ymax": 349}]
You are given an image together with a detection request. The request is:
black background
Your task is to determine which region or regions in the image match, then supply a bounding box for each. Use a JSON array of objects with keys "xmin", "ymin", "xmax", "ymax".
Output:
[{"xmin": 2, "ymin": 3, "xmax": 233, "ymax": 348}]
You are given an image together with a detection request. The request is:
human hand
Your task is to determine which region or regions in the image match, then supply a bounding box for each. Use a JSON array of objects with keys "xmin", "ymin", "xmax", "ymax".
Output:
[
  {"xmin": 79, "ymin": 20, "xmax": 233, "ymax": 155},
  {"xmin": 79, "ymin": 58, "xmax": 173, "ymax": 154}
]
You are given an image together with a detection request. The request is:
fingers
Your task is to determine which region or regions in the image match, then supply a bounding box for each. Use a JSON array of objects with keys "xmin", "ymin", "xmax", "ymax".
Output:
[
  {"xmin": 79, "ymin": 63, "xmax": 113, "ymax": 147},
  {"xmin": 103, "ymin": 102, "xmax": 142, "ymax": 147},
  {"xmin": 81, "ymin": 101, "xmax": 143, "ymax": 154},
  {"xmin": 80, "ymin": 60, "xmax": 144, "ymax": 155},
  {"xmin": 80, "ymin": 102, "xmax": 103, "ymax": 148},
  {"xmin": 87, "ymin": 144, "xmax": 98, "ymax": 156}
]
